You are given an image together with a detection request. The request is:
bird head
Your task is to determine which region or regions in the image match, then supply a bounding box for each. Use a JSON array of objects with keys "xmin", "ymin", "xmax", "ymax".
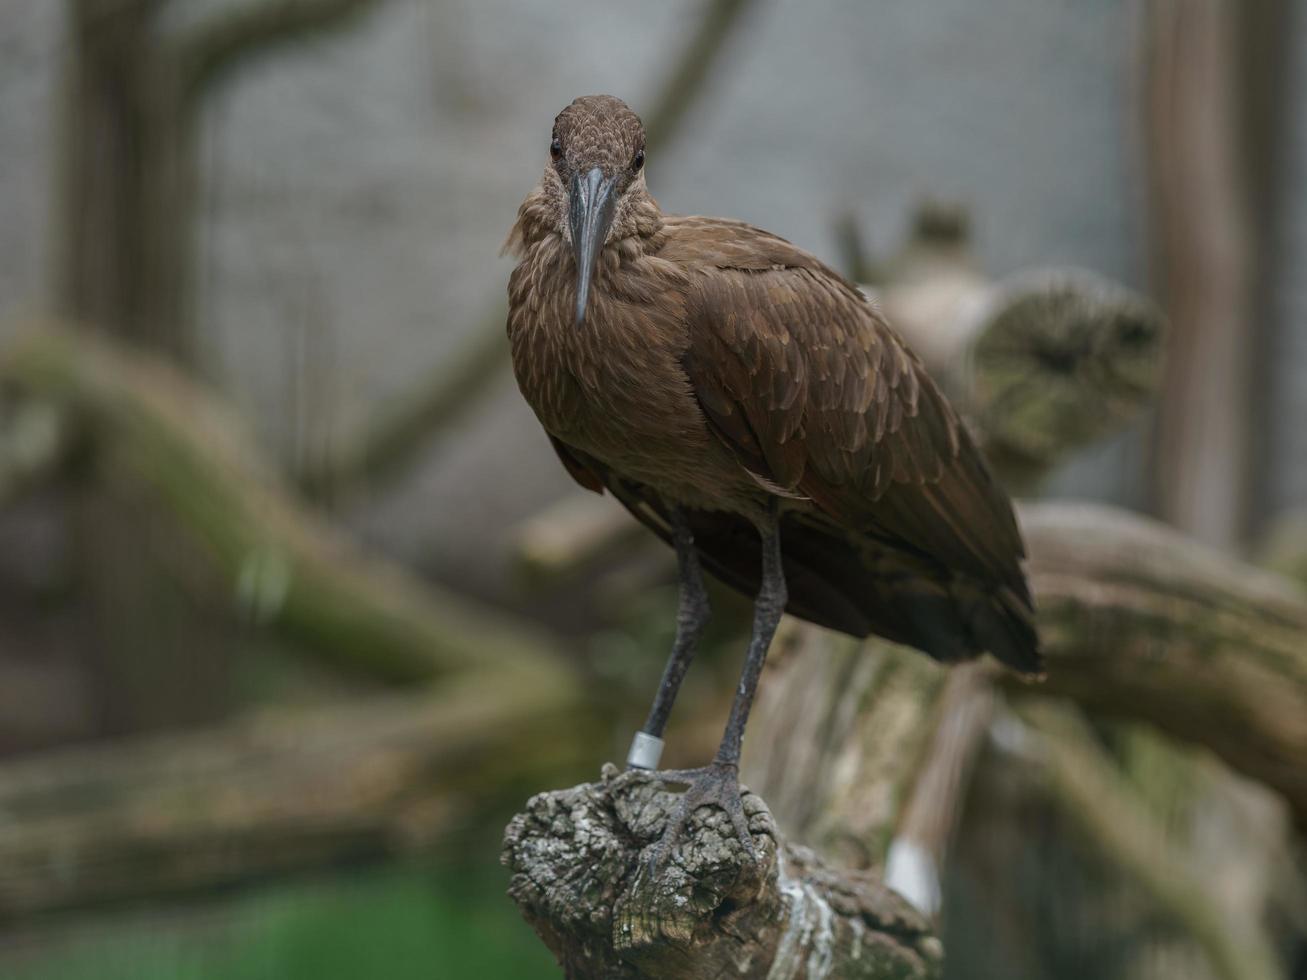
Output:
[{"xmin": 543, "ymin": 95, "xmax": 649, "ymax": 325}]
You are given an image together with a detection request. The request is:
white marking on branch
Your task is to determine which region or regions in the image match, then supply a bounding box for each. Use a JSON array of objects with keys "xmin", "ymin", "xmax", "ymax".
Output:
[
  {"xmin": 884, "ymin": 837, "xmax": 942, "ymax": 917},
  {"xmin": 767, "ymin": 849, "xmax": 837, "ymax": 980}
]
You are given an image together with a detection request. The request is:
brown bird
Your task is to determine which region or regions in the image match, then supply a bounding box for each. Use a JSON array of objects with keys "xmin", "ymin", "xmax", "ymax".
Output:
[{"xmin": 505, "ymin": 95, "xmax": 1040, "ymax": 864}]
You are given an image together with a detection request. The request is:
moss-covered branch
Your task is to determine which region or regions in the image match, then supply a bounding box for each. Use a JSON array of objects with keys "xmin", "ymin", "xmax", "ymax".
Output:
[
  {"xmin": 880, "ymin": 256, "xmax": 1166, "ymax": 493},
  {"xmin": 1018, "ymin": 501, "xmax": 1307, "ymax": 818},
  {"xmin": 0, "ymin": 323, "xmax": 558, "ymax": 682}
]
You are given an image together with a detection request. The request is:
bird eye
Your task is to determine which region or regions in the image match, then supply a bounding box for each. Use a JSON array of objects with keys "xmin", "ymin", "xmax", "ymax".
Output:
[
  {"xmin": 550, "ymin": 138, "xmax": 562, "ymax": 160},
  {"xmin": 632, "ymin": 149, "xmax": 645, "ymax": 172}
]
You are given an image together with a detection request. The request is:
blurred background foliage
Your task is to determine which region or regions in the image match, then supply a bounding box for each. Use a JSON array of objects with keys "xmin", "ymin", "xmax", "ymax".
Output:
[{"xmin": 0, "ymin": 0, "xmax": 1304, "ymax": 977}]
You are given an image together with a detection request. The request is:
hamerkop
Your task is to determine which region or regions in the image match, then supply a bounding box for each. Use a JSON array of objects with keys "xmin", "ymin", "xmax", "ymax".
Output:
[{"xmin": 505, "ymin": 95, "xmax": 1040, "ymax": 864}]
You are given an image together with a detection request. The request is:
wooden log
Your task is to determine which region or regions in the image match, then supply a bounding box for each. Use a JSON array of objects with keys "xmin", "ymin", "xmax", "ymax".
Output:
[
  {"xmin": 1019, "ymin": 501, "xmax": 1307, "ymax": 817},
  {"xmin": 747, "ymin": 501, "xmax": 1307, "ymax": 836},
  {"xmin": 0, "ymin": 498, "xmax": 1298, "ymax": 930},
  {"xmin": 743, "ymin": 627, "xmax": 945, "ymax": 871},
  {"xmin": 738, "ymin": 501, "xmax": 1307, "ymax": 980},
  {"xmin": 880, "ymin": 262, "xmax": 1166, "ymax": 494},
  {"xmin": 735, "ymin": 504, "xmax": 1307, "ymax": 978},
  {"xmin": 502, "ymin": 765, "xmax": 942, "ymax": 980},
  {"xmin": 0, "ymin": 669, "xmax": 592, "ymax": 920},
  {"xmin": 880, "ymin": 665, "xmax": 993, "ymax": 917},
  {"xmin": 506, "ymin": 499, "xmax": 1307, "ymax": 974},
  {"xmin": 513, "ymin": 492, "xmax": 646, "ymax": 582}
]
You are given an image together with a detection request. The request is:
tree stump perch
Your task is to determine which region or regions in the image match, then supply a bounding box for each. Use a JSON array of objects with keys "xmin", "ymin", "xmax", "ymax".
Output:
[{"xmin": 503, "ymin": 764, "xmax": 942, "ymax": 980}]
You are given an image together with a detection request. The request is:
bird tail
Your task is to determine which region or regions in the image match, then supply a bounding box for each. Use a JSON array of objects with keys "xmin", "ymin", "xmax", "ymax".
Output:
[
  {"xmin": 957, "ymin": 583, "xmax": 1043, "ymax": 676},
  {"xmin": 604, "ymin": 482, "xmax": 1043, "ymax": 675}
]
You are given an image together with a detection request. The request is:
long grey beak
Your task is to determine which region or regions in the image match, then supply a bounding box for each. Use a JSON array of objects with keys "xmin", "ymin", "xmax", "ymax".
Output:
[{"xmin": 569, "ymin": 167, "xmax": 618, "ymax": 325}]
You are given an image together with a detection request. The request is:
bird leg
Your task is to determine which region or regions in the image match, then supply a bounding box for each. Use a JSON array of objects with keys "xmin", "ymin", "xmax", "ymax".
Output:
[
  {"xmin": 644, "ymin": 507, "xmax": 787, "ymax": 870},
  {"xmin": 626, "ymin": 508, "xmax": 712, "ymax": 771}
]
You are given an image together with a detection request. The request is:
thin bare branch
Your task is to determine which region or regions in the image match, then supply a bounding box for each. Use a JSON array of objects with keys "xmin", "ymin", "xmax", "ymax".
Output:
[{"xmin": 173, "ymin": 0, "xmax": 390, "ymax": 99}]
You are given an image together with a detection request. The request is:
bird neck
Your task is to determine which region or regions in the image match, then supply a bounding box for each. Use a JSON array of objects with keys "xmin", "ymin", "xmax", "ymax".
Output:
[
  {"xmin": 503, "ymin": 186, "xmax": 665, "ymax": 261},
  {"xmin": 620, "ymin": 189, "xmax": 666, "ymax": 249},
  {"xmin": 501, "ymin": 186, "xmax": 558, "ymax": 259}
]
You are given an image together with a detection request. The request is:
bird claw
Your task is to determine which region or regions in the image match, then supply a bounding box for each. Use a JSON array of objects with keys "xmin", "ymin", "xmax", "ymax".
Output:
[{"xmin": 634, "ymin": 762, "xmax": 759, "ymax": 877}]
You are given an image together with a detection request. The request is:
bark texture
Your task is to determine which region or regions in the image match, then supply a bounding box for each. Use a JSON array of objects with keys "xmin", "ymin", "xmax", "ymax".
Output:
[{"xmin": 502, "ymin": 765, "xmax": 941, "ymax": 980}]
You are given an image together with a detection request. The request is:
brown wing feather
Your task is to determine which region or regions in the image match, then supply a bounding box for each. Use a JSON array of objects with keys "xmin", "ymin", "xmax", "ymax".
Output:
[
  {"xmin": 671, "ymin": 219, "xmax": 1039, "ymax": 672},
  {"xmin": 549, "ymin": 435, "xmax": 605, "ymax": 494}
]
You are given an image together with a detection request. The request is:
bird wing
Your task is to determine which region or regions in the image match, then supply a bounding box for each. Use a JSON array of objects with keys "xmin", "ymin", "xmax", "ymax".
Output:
[{"xmin": 665, "ymin": 218, "xmax": 1037, "ymax": 668}]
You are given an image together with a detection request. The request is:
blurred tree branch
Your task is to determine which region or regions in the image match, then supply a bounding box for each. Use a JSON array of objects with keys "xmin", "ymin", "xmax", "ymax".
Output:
[
  {"xmin": 0, "ymin": 401, "xmax": 71, "ymax": 511},
  {"xmin": 56, "ymin": 0, "xmax": 400, "ymax": 729},
  {"xmin": 57, "ymin": 0, "xmax": 392, "ymax": 371},
  {"xmin": 1261, "ymin": 510, "xmax": 1307, "ymax": 591},
  {"xmin": 172, "ymin": 0, "xmax": 390, "ymax": 100},
  {"xmin": 1016, "ymin": 502, "xmax": 1307, "ymax": 820},
  {"xmin": 1022, "ymin": 702, "xmax": 1282, "ymax": 980},
  {"xmin": 302, "ymin": 0, "xmax": 763, "ymax": 499},
  {"xmin": 744, "ymin": 503, "xmax": 1307, "ymax": 828},
  {"xmin": 638, "ymin": 0, "xmax": 756, "ymax": 151},
  {"xmin": 62, "ymin": 0, "xmax": 390, "ymax": 362},
  {"xmin": 0, "ymin": 322, "xmax": 559, "ymax": 682},
  {"xmin": 0, "ymin": 320, "xmax": 599, "ymax": 918},
  {"xmin": 0, "ymin": 672, "xmax": 594, "ymax": 920},
  {"xmin": 871, "ymin": 211, "xmax": 1166, "ymax": 494}
]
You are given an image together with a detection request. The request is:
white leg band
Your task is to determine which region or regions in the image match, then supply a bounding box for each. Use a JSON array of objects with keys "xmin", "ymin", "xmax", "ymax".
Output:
[{"xmin": 626, "ymin": 731, "xmax": 664, "ymax": 770}]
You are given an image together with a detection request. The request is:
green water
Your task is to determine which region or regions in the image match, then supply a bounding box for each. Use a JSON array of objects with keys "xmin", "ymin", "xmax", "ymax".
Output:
[{"xmin": 4, "ymin": 862, "xmax": 558, "ymax": 980}]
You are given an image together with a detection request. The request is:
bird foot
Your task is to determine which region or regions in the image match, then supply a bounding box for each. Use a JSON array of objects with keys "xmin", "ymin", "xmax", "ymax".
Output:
[{"xmin": 629, "ymin": 762, "xmax": 759, "ymax": 876}]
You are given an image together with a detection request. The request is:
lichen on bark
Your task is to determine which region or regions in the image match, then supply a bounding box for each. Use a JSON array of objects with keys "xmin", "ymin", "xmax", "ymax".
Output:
[{"xmin": 502, "ymin": 764, "xmax": 942, "ymax": 980}]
